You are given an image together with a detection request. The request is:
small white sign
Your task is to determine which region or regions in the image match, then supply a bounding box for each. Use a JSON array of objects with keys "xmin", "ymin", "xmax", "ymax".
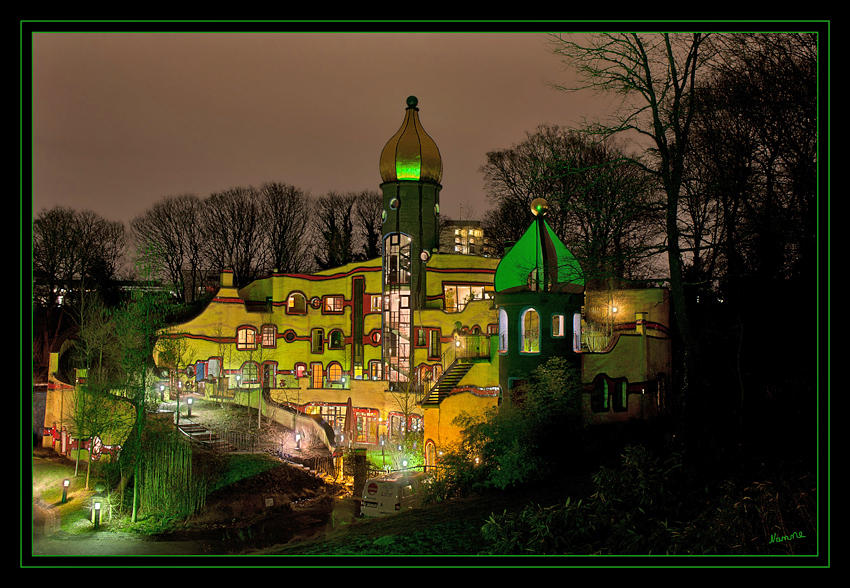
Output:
[{"xmin": 265, "ymin": 498, "xmax": 274, "ymax": 507}]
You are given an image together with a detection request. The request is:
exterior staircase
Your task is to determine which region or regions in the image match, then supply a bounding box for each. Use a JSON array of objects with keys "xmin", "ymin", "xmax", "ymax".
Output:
[
  {"xmin": 420, "ymin": 361, "xmax": 473, "ymax": 407},
  {"xmin": 177, "ymin": 422, "xmax": 236, "ymax": 452}
]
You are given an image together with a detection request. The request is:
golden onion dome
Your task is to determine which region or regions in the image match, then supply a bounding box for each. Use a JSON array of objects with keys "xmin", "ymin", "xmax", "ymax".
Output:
[{"xmin": 380, "ymin": 96, "xmax": 442, "ymax": 184}]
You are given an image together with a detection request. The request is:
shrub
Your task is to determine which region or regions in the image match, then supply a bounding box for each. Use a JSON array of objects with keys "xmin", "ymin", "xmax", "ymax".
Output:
[{"xmin": 479, "ymin": 444, "xmax": 817, "ymax": 555}]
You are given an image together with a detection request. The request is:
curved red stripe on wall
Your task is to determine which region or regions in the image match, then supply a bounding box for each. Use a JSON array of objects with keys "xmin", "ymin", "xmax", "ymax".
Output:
[{"xmin": 279, "ymin": 266, "xmax": 382, "ymax": 281}]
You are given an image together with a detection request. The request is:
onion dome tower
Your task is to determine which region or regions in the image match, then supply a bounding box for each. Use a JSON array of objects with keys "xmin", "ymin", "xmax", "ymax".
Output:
[
  {"xmin": 380, "ymin": 96, "xmax": 443, "ymax": 385},
  {"xmin": 494, "ymin": 198, "xmax": 585, "ymax": 403}
]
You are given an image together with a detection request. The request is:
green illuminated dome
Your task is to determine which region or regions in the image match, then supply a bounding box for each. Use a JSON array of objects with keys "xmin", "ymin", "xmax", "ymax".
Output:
[
  {"xmin": 494, "ymin": 199, "xmax": 584, "ymax": 293},
  {"xmin": 380, "ymin": 96, "xmax": 443, "ymax": 184}
]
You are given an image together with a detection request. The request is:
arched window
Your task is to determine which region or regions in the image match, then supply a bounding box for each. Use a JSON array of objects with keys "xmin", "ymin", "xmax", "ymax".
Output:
[
  {"xmin": 286, "ymin": 292, "xmax": 307, "ymax": 314},
  {"xmin": 329, "ymin": 329, "xmax": 344, "ymax": 349},
  {"xmin": 520, "ymin": 308, "xmax": 539, "ymax": 353},
  {"xmin": 237, "ymin": 326, "xmax": 257, "ymax": 350},
  {"xmin": 498, "ymin": 308, "xmax": 508, "ymax": 353},
  {"xmin": 295, "ymin": 363, "xmax": 307, "ymax": 378},
  {"xmin": 241, "ymin": 362, "xmax": 259, "ymax": 384},
  {"xmin": 327, "ymin": 362, "xmax": 343, "ymax": 383}
]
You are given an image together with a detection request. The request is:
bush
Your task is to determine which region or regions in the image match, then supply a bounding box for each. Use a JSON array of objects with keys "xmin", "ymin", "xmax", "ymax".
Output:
[{"xmin": 479, "ymin": 445, "xmax": 817, "ymax": 555}]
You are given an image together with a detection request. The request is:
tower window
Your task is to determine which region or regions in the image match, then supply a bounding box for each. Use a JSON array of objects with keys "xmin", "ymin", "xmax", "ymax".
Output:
[
  {"xmin": 498, "ymin": 308, "xmax": 508, "ymax": 353},
  {"xmin": 520, "ymin": 308, "xmax": 540, "ymax": 354},
  {"xmin": 552, "ymin": 314, "xmax": 565, "ymax": 338}
]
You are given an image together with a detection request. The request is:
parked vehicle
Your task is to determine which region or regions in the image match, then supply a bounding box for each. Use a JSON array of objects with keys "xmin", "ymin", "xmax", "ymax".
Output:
[{"xmin": 360, "ymin": 470, "xmax": 429, "ymax": 517}]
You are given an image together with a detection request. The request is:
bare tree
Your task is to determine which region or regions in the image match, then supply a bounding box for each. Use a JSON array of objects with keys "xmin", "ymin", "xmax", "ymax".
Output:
[
  {"xmin": 353, "ymin": 189, "xmax": 383, "ymax": 260},
  {"xmin": 33, "ymin": 206, "xmax": 126, "ymax": 376},
  {"xmin": 201, "ymin": 186, "xmax": 267, "ymax": 287},
  {"xmin": 258, "ymin": 182, "xmax": 311, "ymax": 273},
  {"xmin": 130, "ymin": 194, "xmax": 207, "ymax": 304},
  {"xmin": 546, "ymin": 33, "xmax": 712, "ymax": 417},
  {"xmin": 313, "ymin": 191, "xmax": 358, "ymax": 270}
]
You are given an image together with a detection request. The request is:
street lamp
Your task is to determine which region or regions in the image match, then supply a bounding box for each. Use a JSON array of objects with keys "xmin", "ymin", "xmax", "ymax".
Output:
[
  {"xmin": 61, "ymin": 479, "xmax": 70, "ymax": 504},
  {"xmin": 187, "ymin": 397, "xmax": 193, "ymax": 418}
]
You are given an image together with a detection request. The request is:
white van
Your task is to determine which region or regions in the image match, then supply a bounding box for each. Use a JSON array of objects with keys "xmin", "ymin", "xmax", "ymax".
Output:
[{"xmin": 360, "ymin": 470, "xmax": 428, "ymax": 517}]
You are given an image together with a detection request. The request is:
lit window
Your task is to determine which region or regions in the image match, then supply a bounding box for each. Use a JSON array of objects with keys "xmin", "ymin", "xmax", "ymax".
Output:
[
  {"xmin": 552, "ymin": 314, "xmax": 565, "ymax": 338},
  {"xmin": 498, "ymin": 308, "xmax": 508, "ymax": 353},
  {"xmin": 573, "ymin": 313, "xmax": 582, "ymax": 353},
  {"xmin": 520, "ymin": 308, "xmax": 539, "ymax": 353},
  {"xmin": 237, "ymin": 326, "xmax": 257, "ymax": 350},
  {"xmin": 295, "ymin": 363, "xmax": 307, "ymax": 378},
  {"xmin": 369, "ymin": 360, "xmax": 382, "ymax": 380},
  {"xmin": 327, "ymin": 363, "xmax": 343, "ymax": 383},
  {"xmin": 370, "ymin": 295, "xmax": 382, "ymax": 312},
  {"xmin": 287, "ymin": 292, "xmax": 306, "ymax": 314},
  {"xmin": 324, "ymin": 296, "xmax": 344, "ymax": 313},
  {"xmin": 262, "ymin": 324, "xmax": 276, "ymax": 347}
]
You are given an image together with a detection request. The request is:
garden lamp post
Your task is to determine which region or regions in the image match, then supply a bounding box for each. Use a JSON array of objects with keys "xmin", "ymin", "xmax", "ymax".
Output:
[
  {"xmin": 93, "ymin": 500, "xmax": 101, "ymax": 530},
  {"xmin": 187, "ymin": 397, "xmax": 193, "ymax": 418},
  {"xmin": 61, "ymin": 479, "xmax": 70, "ymax": 504}
]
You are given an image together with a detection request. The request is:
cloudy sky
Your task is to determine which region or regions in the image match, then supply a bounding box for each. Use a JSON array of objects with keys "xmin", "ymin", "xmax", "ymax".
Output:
[{"xmin": 30, "ymin": 30, "xmax": 609, "ymax": 224}]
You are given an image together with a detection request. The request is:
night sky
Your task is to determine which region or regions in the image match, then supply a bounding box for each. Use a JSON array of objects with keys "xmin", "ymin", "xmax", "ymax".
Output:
[{"xmin": 30, "ymin": 31, "xmax": 607, "ymax": 224}]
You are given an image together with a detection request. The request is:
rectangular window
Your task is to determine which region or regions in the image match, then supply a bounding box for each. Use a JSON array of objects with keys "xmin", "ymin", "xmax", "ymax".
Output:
[
  {"xmin": 311, "ymin": 363, "xmax": 323, "ymax": 389},
  {"xmin": 323, "ymin": 296, "xmax": 344, "ymax": 313},
  {"xmin": 262, "ymin": 325, "xmax": 276, "ymax": 347},
  {"xmin": 370, "ymin": 295, "xmax": 382, "ymax": 312},
  {"xmin": 428, "ymin": 329, "xmax": 441, "ymax": 359},
  {"xmin": 311, "ymin": 329, "xmax": 324, "ymax": 354},
  {"xmin": 573, "ymin": 313, "xmax": 582, "ymax": 353},
  {"xmin": 552, "ymin": 314, "xmax": 565, "ymax": 337}
]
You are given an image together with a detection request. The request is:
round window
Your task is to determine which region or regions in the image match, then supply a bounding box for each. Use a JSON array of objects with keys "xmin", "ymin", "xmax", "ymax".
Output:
[{"xmin": 389, "ymin": 197, "xmax": 400, "ymax": 210}]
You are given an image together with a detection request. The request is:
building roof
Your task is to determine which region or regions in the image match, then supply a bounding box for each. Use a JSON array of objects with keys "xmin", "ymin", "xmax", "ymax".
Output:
[
  {"xmin": 494, "ymin": 198, "xmax": 584, "ymax": 293},
  {"xmin": 379, "ymin": 96, "xmax": 442, "ymax": 184}
]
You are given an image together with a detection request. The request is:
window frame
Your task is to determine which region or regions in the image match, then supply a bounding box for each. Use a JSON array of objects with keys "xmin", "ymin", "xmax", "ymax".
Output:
[
  {"xmin": 236, "ymin": 326, "xmax": 258, "ymax": 351},
  {"xmin": 323, "ymin": 295, "xmax": 345, "ymax": 314},
  {"xmin": 520, "ymin": 307, "xmax": 540, "ymax": 354},
  {"xmin": 286, "ymin": 292, "xmax": 307, "ymax": 315},
  {"xmin": 261, "ymin": 324, "xmax": 277, "ymax": 348},
  {"xmin": 328, "ymin": 329, "xmax": 345, "ymax": 350},
  {"xmin": 241, "ymin": 361, "xmax": 259, "ymax": 384},
  {"xmin": 311, "ymin": 328, "xmax": 324, "ymax": 354},
  {"xmin": 327, "ymin": 362, "xmax": 344, "ymax": 383},
  {"xmin": 552, "ymin": 313, "xmax": 566, "ymax": 338}
]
